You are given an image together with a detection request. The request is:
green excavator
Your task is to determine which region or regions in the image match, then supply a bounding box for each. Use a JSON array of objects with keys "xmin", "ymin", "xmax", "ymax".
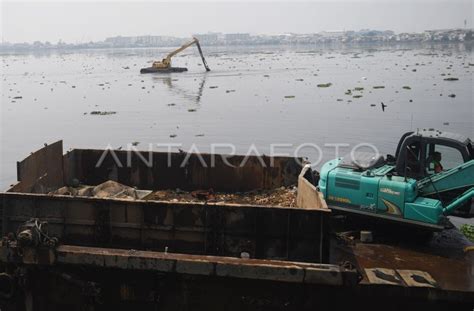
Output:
[{"xmin": 318, "ymin": 129, "xmax": 474, "ymax": 230}]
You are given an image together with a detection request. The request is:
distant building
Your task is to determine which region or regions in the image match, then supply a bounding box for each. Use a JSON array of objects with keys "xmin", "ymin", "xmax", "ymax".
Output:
[
  {"xmin": 193, "ymin": 33, "xmax": 221, "ymax": 45},
  {"xmin": 225, "ymin": 33, "xmax": 250, "ymax": 41}
]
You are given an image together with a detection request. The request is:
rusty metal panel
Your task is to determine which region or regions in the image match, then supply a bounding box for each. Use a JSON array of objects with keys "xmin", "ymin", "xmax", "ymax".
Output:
[
  {"xmin": 63, "ymin": 149, "xmax": 301, "ymax": 192},
  {"xmin": 52, "ymin": 245, "xmax": 349, "ymax": 285},
  {"xmin": 0, "ymin": 192, "xmax": 329, "ymax": 263},
  {"xmin": 297, "ymin": 165, "xmax": 328, "ymax": 210},
  {"xmin": 15, "ymin": 141, "xmax": 64, "ymax": 193}
]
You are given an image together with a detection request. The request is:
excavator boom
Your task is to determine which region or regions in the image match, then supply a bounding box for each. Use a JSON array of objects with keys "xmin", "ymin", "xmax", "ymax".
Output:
[
  {"xmin": 144, "ymin": 37, "xmax": 210, "ymax": 73},
  {"xmin": 418, "ymin": 160, "xmax": 474, "ymax": 196},
  {"xmin": 417, "ymin": 159, "xmax": 474, "ymax": 215}
]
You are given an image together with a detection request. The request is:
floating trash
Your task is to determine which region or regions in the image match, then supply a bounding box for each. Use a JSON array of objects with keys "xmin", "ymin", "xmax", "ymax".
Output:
[
  {"xmin": 90, "ymin": 111, "xmax": 117, "ymax": 115},
  {"xmin": 317, "ymin": 83, "xmax": 332, "ymax": 88}
]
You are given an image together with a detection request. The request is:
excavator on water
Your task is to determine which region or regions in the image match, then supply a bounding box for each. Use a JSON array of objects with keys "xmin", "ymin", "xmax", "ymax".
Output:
[
  {"xmin": 318, "ymin": 129, "xmax": 474, "ymax": 231},
  {"xmin": 140, "ymin": 37, "xmax": 210, "ymax": 73}
]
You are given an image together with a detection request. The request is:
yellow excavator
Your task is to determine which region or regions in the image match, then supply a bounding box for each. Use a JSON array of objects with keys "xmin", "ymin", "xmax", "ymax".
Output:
[{"xmin": 140, "ymin": 37, "xmax": 210, "ymax": 73}]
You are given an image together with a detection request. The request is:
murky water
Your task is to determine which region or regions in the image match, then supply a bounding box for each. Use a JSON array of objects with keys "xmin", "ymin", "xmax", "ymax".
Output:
[{"xmin": 1, "ymin": 44, "xmax": 473, "ymax": 189}]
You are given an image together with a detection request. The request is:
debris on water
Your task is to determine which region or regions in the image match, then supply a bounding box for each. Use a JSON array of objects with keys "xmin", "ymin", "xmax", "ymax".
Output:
[
  {"xmin": 444, "ymin": 77, "xmax": 459, "ymax": 81},
  {"xmin": 317, "ymin": 83, "xmax": 332, "ymax": 88},
  {"xmin": 354, "ymin": 87, "xmax": 364, "ymax": 91},
  {"xmin": 373, "ymin": 86, "xmax": 385, "ymax": 89},
  {"xmin": 90, "ymin": 111, "xmax": 117, "ymax": 115},
  {"xmin": 284, "ymin": 95, "xmax": 295, "ymax": 98},
  {"xmin": 448, "ymin": 94, "xmax": 456, "ymax": 98},
  {"xmin": 402, "ymin": 86, "xmax": 411, "ymax": 90},
  {"xmin": 169, "ymin": 134, "xmax": 177, "ymax": 138},
  {"xmin": 188, "ymin": 108, "xmax": 197, "ymax": 112}
]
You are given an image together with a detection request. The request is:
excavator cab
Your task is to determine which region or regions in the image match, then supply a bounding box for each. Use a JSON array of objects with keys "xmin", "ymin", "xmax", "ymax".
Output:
[
  {"xmin": 391, "ymin": 129, "xmax": 473, "ymax": 217},
  {"xmin": 393, "ymin": 129, "xmax": 473, "ymax": 179},
  {"xmin": 319, "ymin": 128, "xmax": 474, "ymax": 230}
]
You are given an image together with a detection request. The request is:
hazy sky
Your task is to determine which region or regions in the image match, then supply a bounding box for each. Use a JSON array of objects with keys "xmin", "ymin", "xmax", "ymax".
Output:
[{"xmin": 1, "ymin": 0, "xmax": 472, "ymax": 43}]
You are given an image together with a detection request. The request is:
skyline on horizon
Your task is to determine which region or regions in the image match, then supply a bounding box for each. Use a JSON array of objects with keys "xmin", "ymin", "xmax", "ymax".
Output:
[{"xmin": 1, "ymin": 1, "xmax": 472, "ymax": 44}]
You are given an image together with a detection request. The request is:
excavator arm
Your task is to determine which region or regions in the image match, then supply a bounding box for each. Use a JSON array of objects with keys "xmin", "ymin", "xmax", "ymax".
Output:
[
  {"xmin": 157, "ymin": 37, "xmax": 210, "ymax": 71},
  {"xmin": 417, "ymin": 159, "xmax": 474, "ymax": 214}
]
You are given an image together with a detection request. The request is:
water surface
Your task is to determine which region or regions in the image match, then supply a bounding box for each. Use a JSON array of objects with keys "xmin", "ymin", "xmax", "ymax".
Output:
[{"xmin": 1, "ymin": 44, "xmax": 473, "ymax": 189}]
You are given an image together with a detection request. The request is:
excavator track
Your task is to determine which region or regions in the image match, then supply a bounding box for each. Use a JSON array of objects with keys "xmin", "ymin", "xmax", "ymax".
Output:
[{"xmin": 140, "ymin": 67, "xmax": 188, "ymax": 74}]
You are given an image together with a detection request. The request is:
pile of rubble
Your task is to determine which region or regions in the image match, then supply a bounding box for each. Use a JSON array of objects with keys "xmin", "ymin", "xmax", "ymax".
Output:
[
  {"xmin": 50, "ymin": 181, "xmax": 297, "ymax": 207},
  {"xmin": 147, "ymin": 186, "xmax": 297, "ymax": 207},
  {"xmin": 49, "ymin": 180, "xmax": 141, "ymax": 200}
]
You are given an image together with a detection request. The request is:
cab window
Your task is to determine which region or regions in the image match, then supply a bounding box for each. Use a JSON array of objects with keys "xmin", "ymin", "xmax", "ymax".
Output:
[
  {"xmin": 405, "ymin": 141, "xmax": 423, "ymax": 177},
  {"xmin": 425, "ymin": 144, "xmax": 464, "ymax": 174}
]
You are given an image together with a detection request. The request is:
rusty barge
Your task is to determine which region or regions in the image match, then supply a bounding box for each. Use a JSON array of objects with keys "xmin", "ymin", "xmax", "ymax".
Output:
[{"xmin": 0, "ymin": 141, "xmax": 473, "ymax": 310}]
